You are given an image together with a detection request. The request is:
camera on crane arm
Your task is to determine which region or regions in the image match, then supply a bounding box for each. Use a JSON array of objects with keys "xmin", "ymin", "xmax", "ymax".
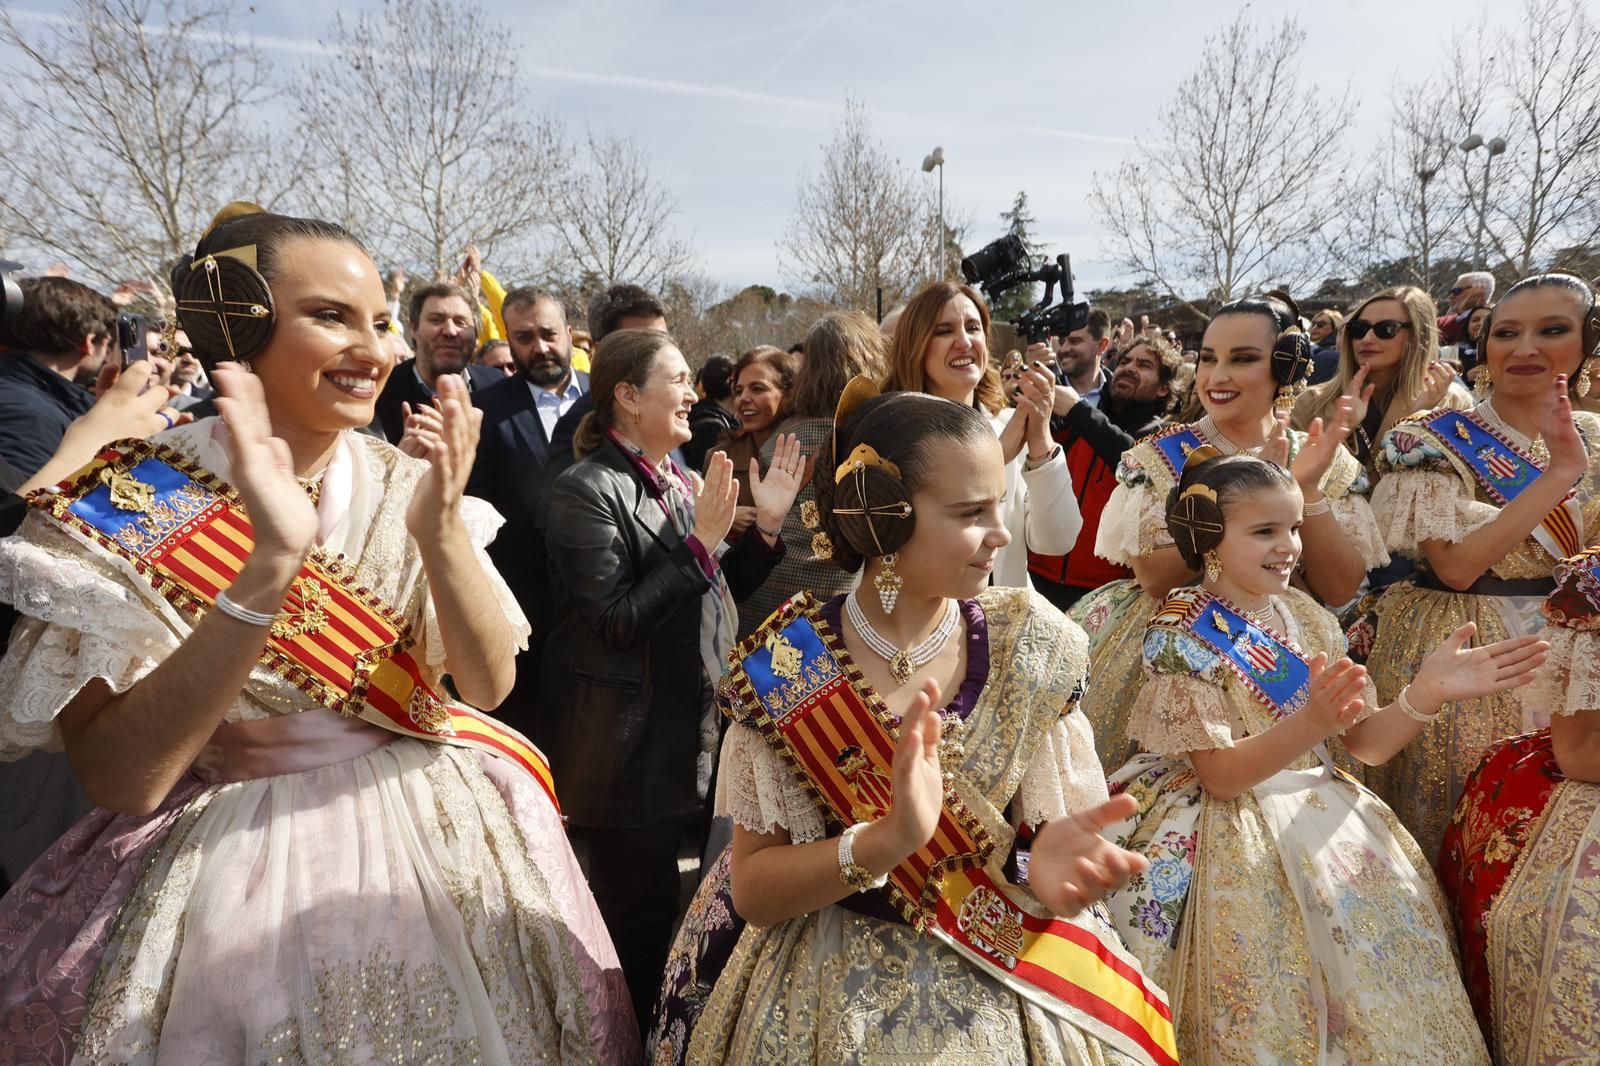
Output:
[
  {"xmin": 0, "ymin": 260, "xmax": 23, "ymax": 349},
  {"xmin": 959, "ymin": 233, "xmax": 1089, "ymax": 345}
]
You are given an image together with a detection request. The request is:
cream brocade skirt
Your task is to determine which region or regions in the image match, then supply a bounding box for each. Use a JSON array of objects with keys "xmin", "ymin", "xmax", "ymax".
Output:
[
  {"xmin": 54, "ymin": 736, "xmax": 637, "ymax": 1064},
  {"xmin": 684, "ymin": 902, "xmax": 1143, "ymax": 1066}
]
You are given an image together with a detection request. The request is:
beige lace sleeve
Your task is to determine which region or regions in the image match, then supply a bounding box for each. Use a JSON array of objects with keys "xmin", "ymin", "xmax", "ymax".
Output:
[
  {"xmin": 415, "ymin": 495, "xmax": 532, "ymax": 669},
  {"xmin": 1330, "ymin": 492, "xmax": 1390, "ymax": 570},
  {"xmin": 1128, "ymin": 672, "xmax": 1236, "ymax": 755},
  {"xmin": 1371, "ymin": 467, "xmax": 1495, "ymax": 553},
  {"xmin": 1524, "ymin": 628, "xmax": 1600, "ymax": 717},
  {"xmin": 714, "ymin": 722, "xmax": 827, "ymax": 842},
  {"xmin": 1095, "ymin": 480, "xmax": 1169, "ymax": 565},
  {"xmin": 0, "ymin": 518, "xmax": 176, "ymax": 757},
  {"xmin": 1013, "ymin": 713, "xmax": 1112, "ymax": 828}
]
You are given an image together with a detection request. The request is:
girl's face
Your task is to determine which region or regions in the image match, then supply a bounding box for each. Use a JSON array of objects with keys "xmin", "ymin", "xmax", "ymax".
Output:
[
  {"xmin": 1208, "ymin": 483, "xmax": 1304, "ymax": 602},
  {"xmin": 921, "ymin": 294, "xmax": 988, "ymax": 404},
  {"xmin": 1483, "ymin": 287, "xmax": 1590, "ymax": 402},
  {"xmin": 1349, "ymin": 298, "xmax": 1410, "ymax": 381},
  {"xmin": 734, "ymin": 361, "xmax": 786, "ymax": 435},
  {"xmin": 250, "ymin": 237, "xmax": 395, "ymax": 434},
  {"xmin": 1196, "ymin": 314, "xmax": 1277, "ymax": 424},
  {"xmin": 890, "ymin": 433, "xmax": 1012, "ymax": 602}
]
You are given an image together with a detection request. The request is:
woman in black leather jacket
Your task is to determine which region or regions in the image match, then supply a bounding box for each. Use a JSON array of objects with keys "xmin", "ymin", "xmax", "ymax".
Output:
[{"xmin": 540, "ymin": 328, "xmax": 805, "ymax": 1025}]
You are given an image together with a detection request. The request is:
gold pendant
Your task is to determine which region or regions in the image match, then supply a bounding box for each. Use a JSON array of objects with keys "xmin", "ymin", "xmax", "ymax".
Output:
[{"xmin": 888, "ymin": 652, "xmax": 914, "ymax": 685}]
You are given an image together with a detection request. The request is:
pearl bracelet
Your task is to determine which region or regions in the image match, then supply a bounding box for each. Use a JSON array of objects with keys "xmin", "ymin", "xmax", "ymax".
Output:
[
  {"xmin": 213, "ymin": 588, "xmax": 278, "ymax": 627},
  {"xmin": 1397, "ymin": 684, "xmax": 1442, "ymax": 723},
  {"xmin": 1302, "ymin": 495, "xmax": 1332, "ymax": 517}
]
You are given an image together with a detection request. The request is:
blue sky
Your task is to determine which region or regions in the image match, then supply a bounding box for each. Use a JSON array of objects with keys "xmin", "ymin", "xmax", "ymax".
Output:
[{"xmin": 9, "ymin": 0, "xmax": 1469, "ymax": 292}]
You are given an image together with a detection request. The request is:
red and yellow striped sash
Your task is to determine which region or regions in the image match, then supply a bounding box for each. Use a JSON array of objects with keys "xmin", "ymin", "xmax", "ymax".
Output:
[{"xmin": 33, "ymin": 439, "xmax": 557, "ymax": 811}]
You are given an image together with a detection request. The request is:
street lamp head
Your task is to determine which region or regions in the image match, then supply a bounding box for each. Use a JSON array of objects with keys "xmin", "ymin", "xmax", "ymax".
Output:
[
  {"xmin": 1487, "ymin": 137, "xmax": 1507, "ymax": 156},
  {"xmin": 922, "ymin": 146, "xmax": 945, "ymax": 172},
  {"xmin": 1460, "ymin": 133, "xmax": 1484, "ymax": 152}
]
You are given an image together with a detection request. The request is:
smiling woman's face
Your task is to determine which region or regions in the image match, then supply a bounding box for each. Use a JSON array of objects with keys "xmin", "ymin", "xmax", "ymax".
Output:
[
  {"xmin": 1195, "ymin": 313, "xmax": 1276, "ymax": 425},
  {"xmin": 248, "ymin": 236, "xmax": 395, "ymax": 434},
  {"xmin": 920, "ymin": 294, "xmax": 988, "ymax": 404},
  {"xmin": 1483, "ymin": 286, "xmax": 1589, "ymax": 402}
]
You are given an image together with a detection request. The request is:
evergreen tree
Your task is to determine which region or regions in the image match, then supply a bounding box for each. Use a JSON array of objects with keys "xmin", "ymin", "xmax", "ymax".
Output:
[{"xmin": 990, "ymin": 191, "xmax": 1040, "ymax": 323}]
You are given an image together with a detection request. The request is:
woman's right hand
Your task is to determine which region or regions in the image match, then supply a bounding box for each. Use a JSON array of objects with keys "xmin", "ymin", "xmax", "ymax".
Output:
[
  {"xmin": 1542, "ymin": 375, "xmax": 1587, "ymax": 480},
  {"xmin": 212, "ymin": 364, "xmax": 317, "ymax": 580},
  {"xmin": 692, "ymin": 451, "xmax": 739, "ymax": 547},
  {"xmin": 882, "ymin": 680, "xmax": 945, "ymax": 859},
  {"xmin": 1342, "ymin": 365, "xmax": 1375, "ymax": 428},
  {"xmin": 1302, "ymin": 651, "xmax": 1368, "ymax": 737}
]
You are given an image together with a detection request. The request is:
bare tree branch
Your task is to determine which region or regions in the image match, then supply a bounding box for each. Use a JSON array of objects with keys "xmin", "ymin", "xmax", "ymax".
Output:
[{"xmin": 0, "ymin": 0, "xmax": 300, "ymax": 288}]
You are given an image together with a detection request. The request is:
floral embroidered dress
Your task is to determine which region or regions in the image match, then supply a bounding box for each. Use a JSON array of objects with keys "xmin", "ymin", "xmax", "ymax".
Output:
[
  {"xmin": 1360, "ymin": 404, "xmax": 1600, "ymax": 858},
  {"xmin": 1102, "ymin": 586, "xmax": 1488, "ymax": 1065},
  {"xmin": 1437, "ymin": 546, "xmax": 1600, "ymax": 1064},
  {"xmin": 683, "ymin": 587, "xmax": 1152, "ymax": 1066},
  {"xmin": 0, "ymin": 420, "xmax": 640, "ymax": 1065},
  {"xmin": 1071, "ymin": 419, "xmax": 1386, "ymax": 775}
]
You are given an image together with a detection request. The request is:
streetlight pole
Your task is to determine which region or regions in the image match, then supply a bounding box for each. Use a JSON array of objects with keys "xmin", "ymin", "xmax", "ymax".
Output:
[
  {"xmin": 1460, "ymin": 133, "xmax": 1507, "ymax": 271},
  {"xmin": 922, "ymin": 146, "xmax": 946, "ymax": 279}
]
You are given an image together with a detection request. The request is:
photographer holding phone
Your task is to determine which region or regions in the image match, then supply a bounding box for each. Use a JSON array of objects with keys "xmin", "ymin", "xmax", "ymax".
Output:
[{"xmin": 0, "ymin": 276, "xmax": 124, "ymax": 478}]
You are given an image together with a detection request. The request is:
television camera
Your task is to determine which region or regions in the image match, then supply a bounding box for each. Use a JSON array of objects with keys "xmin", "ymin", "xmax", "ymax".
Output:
[{"xmin": 959, "ymin": 233, "xmax": 1089, "ymax": 345}]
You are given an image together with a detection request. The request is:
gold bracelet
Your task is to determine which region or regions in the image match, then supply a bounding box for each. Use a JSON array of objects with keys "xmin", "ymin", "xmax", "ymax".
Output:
[{"xmin": 1397, "ymin": 684, "xmax": 1442, "ymax": 723}]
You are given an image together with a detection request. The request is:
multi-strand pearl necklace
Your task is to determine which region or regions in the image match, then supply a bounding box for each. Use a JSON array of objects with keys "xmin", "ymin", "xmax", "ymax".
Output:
[{"xmin": 845, "ymin": 592, "xmax": 960, "ymax": 685}]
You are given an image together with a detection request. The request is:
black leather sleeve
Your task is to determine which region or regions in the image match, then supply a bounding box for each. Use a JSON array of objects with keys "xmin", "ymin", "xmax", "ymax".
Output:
[{"xmin": 544, "ymin": 472, "xmax": 712, "ymax": 650}]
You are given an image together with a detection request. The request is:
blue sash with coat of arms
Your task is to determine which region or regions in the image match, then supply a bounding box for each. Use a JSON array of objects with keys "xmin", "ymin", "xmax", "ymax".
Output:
[
  {"xmin": 1145, "ymin": 425, "xmax": 1207, "ymax": 481},
  {"xmin": 1149, "ymin": 590, "xmax": 1311, "ymax": 719}
]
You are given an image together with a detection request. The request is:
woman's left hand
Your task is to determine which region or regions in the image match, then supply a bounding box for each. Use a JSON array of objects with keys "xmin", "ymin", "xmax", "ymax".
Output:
[
  {"xmin": 1028, "ymin": 793, "xmax": 1149, "ymax": 918},
  {"xmin": 1411, "ymin": 622, "xmax": 1551, "ymax": 713},
  {"xmin": 1015, "ymin": 365, "xmax": 1056, "ymax": 459},
  {"xmin": 405, "ymin": 374, "xmax": 482, "ymax": 536},
  {"xmin": 1289, "ymin": 397, "xmax": 1354, "ymax": 491},
  {"xmin": 749, "ymin": 432, "xmax": 807, "ymax": 535}
]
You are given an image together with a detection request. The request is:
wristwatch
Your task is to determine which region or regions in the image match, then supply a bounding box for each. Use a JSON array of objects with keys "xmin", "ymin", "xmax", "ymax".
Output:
[{"xmin": 838, "ymin": 822, "xmax": 888, "ymax": 892}]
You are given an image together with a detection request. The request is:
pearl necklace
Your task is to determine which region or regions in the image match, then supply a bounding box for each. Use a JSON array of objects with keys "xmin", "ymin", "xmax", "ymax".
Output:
[
  {"xmin": 845, "ymin": 592, "xmax": 960, "ymax": 685},
  {"xmin": 1477, "ymin": 399, "xmax": 1551, "ymax": 465},
  {"xmin": 1196, "ymin": 415, "xmax": 1266, "ymax": 457}
]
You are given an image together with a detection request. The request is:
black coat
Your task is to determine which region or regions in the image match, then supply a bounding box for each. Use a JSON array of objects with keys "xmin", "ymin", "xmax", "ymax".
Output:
[
  {"xmin": 539, "ymin": 437, "xmax": 783, "ymax": 828},
  {"xmin": 464, "ymin": 371, "xmax": 589, "ymax": 737},
  {"xmin": 374, "ymin": 360, "xmax": 502, "ymax": 442}
]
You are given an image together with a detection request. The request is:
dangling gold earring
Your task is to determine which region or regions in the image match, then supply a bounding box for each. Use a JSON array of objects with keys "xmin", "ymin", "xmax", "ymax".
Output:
[
  {"xmin": 1203, "ymin": 550, "xmax": 1223, "ymax": 585},
  {"xmin": 1472, "ymin": 367, "xmax": 1491, "ymax": 401},
  {"xmin": 632, "ymin": 409, "xmax": 641, "ymax": 424},
  {"xmin": 875, "ymin": 552, "xmax": 903, "ymax": 614},
  {"xmin": 1273, "ymin": 384, "xmax": 1297, "ymax": 413},
  {"xmin": 1578, "ymin": 370, "xmax": 1592, "ymax": 399}
]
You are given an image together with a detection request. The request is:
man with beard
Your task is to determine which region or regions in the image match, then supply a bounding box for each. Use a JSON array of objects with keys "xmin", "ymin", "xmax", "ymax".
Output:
[
  {"xmin": 465, "ymin": 288, "xmax": 589, "ymax": 736},
  {"xmin": 0, "ymin": 277, "xmax": 114, "ymax": 478},
  {"xmin": 1028, "ymin": 334, "xmax": 1181, "ymax": 610},
  {"xmin": 373, "ymin": 282, "xmax": 501, "ymax": 441}
]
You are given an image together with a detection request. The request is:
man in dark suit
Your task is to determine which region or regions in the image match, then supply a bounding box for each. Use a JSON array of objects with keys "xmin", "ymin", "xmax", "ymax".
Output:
[
  {"xmin": 374, "ymin": 282, "xmax": 500, "ymax": 441},
  {"xmin": 466, "ymin": 287, "xmax": 588, "ymax": 737}
]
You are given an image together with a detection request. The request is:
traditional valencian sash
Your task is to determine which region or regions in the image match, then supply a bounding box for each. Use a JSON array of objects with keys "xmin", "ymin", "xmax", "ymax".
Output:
[
  {"xmin": 723, "ymin": 595, "xmax": 1178, "ymax": 1066},
  {"xmin": 1144, "ymin": 424, "xmax": 1206, "ymax": 481},
  {"xmin": 29, "ymin": 439, "xmax": 559, "ymax": 812},
  {"xmin": 1150, "ymin": 589, "xmax": 1311, "ymax": 720},
  {"xmin": 1424, "ymin": 408, "xmax": 1584, "ymax": 561}
]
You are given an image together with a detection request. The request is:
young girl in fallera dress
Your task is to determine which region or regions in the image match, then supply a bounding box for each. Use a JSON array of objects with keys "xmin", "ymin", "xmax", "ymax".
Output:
[{"xmin": 1101, "ymin": 452, "xmax": 1547, "ymax": 1065}]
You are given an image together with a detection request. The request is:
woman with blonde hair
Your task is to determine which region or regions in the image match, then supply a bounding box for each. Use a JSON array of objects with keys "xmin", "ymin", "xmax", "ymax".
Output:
[
  {"xmin": 1293, "ymin": 286, "xmax": 1469, "ymax": 484},
  {"xmin": 881, "ymin": 280, "xmax": 1080, "ymax": 588}
]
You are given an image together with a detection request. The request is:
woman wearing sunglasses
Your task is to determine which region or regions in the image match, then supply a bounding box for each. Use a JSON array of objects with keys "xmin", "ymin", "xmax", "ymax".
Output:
[
  {"xmin": 1351, "ymin": 273, "xmax": 1600, "ymax": 859},
  {"xmin": 1294, "ymin": 287, "xmax": 1471, "ymax": 487}
]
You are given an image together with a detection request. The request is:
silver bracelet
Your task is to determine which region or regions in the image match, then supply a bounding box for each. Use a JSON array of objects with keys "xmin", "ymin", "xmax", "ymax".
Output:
[
  {"xmin": 755, "ymin": 521, "xmax": 783, "ymax": 539},
  {"xmin": 1397, "ymin": 684, "xmax": 1442, "ymax": 723},
  {"xmin": 213, "ymin": 588, "xmax": 278, "ymax": 627},
  {"xmin": 1303, "ymin": 495, "xmax": 1332, "ymax": 517}
]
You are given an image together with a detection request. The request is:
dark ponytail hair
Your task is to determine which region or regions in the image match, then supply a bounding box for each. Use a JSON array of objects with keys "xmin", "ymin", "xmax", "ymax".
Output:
[
  {"xmin": 574, "ymin": 328, "xmax": 678, "ymax": 459},
  {"xmin": 1165, "ymin": 454, "xmax": 1297, "ymax": 570},
  {"xmin": 811, "ymin": 392, "xmax": 994, "ymax": 573},
  {"xmin": 1210, "ymin": 290, "xmax": 1313, "ymax": 391}
]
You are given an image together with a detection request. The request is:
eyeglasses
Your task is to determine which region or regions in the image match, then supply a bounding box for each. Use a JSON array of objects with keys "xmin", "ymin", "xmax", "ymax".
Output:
[
  {"xmin": 1311, "ymin": 318, "xmax": 1332, "ymax": 328},
  {"xmin": 1346, "ymin": 319, "xmax": 1411, "ymax": 341},
  {"xmin": 1448, "ymin": 287, "xmax": 1464, "ymax": 296}
]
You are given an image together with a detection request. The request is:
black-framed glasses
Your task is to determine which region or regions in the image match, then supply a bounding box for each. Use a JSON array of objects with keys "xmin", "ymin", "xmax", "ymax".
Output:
[{"xmin": 1347, "ymin": 319, "xmax": 1411, "ymax": 341}]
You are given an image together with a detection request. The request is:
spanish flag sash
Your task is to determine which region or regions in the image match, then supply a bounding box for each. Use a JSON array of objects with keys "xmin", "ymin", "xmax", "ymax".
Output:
[
  {"xmin": 723, "ymin": 595, "xmax": 1178, "ymax": 1066},
  {"xmin": 1424, "ymin": 408, "xmax": 1584, "ymax": 561},
  {"xmin": 29, "ymin": 439, "xmax": 558, "ymax": 811},
  {"xmin": 1150, "ymin": 589, "xmax": 1311, "ymax": 721}
]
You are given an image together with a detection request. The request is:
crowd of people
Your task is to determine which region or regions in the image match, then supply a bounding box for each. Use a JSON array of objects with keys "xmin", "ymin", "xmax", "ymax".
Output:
[{"xmin": 0, "ymin": 199, "xmax": 1595, "ymax": 1065}]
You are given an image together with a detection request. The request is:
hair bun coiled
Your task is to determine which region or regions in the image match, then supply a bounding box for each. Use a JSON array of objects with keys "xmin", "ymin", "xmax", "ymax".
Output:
[{"xmin": 171, "ymin": 252, "xmax": 276, "ymax": 365}]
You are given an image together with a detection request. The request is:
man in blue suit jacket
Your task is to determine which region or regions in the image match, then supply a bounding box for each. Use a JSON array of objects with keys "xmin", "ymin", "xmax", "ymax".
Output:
[
  {"xmin": 466, "ymin": 287, "xmax": 588, "ymax": 737},
  {"xmin": 375, "ymin": 282, "xmax": 502, "ymax": 441}
]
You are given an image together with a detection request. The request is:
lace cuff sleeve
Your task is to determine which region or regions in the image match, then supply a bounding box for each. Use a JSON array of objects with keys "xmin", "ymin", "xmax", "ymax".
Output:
[
  {"xmin": 1329, "ymin": 492, "xmax": 1390, "ymax": 570},
  {"xmin": 1372, "ymin": 464, "xmax": 1493, "ymax": 553},
  {"xmin": 1095, "ymin": 480, "xmax": 1169, "ymax": 565},
  {"xmin": 0, "ymin": 524, "xmax": 175, "ymax": 757},
  {"xmin": 1014, "ymin": 713, "xmax": 1113, "ymax": 828},
  {"xmin": 714, "ymin": 722, "xmax": 827, "ymax": 842},
  {"xmin": 416, "ymin": 496, "xmax": 532, "ymax": 669},
  {"xmin": 1524, "ymin": 628, "xmax": 1600, "ymax": 717},
  {"xmin": 1127, "ymin": 628, "xmax": 1235, "ymax": 755}
]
